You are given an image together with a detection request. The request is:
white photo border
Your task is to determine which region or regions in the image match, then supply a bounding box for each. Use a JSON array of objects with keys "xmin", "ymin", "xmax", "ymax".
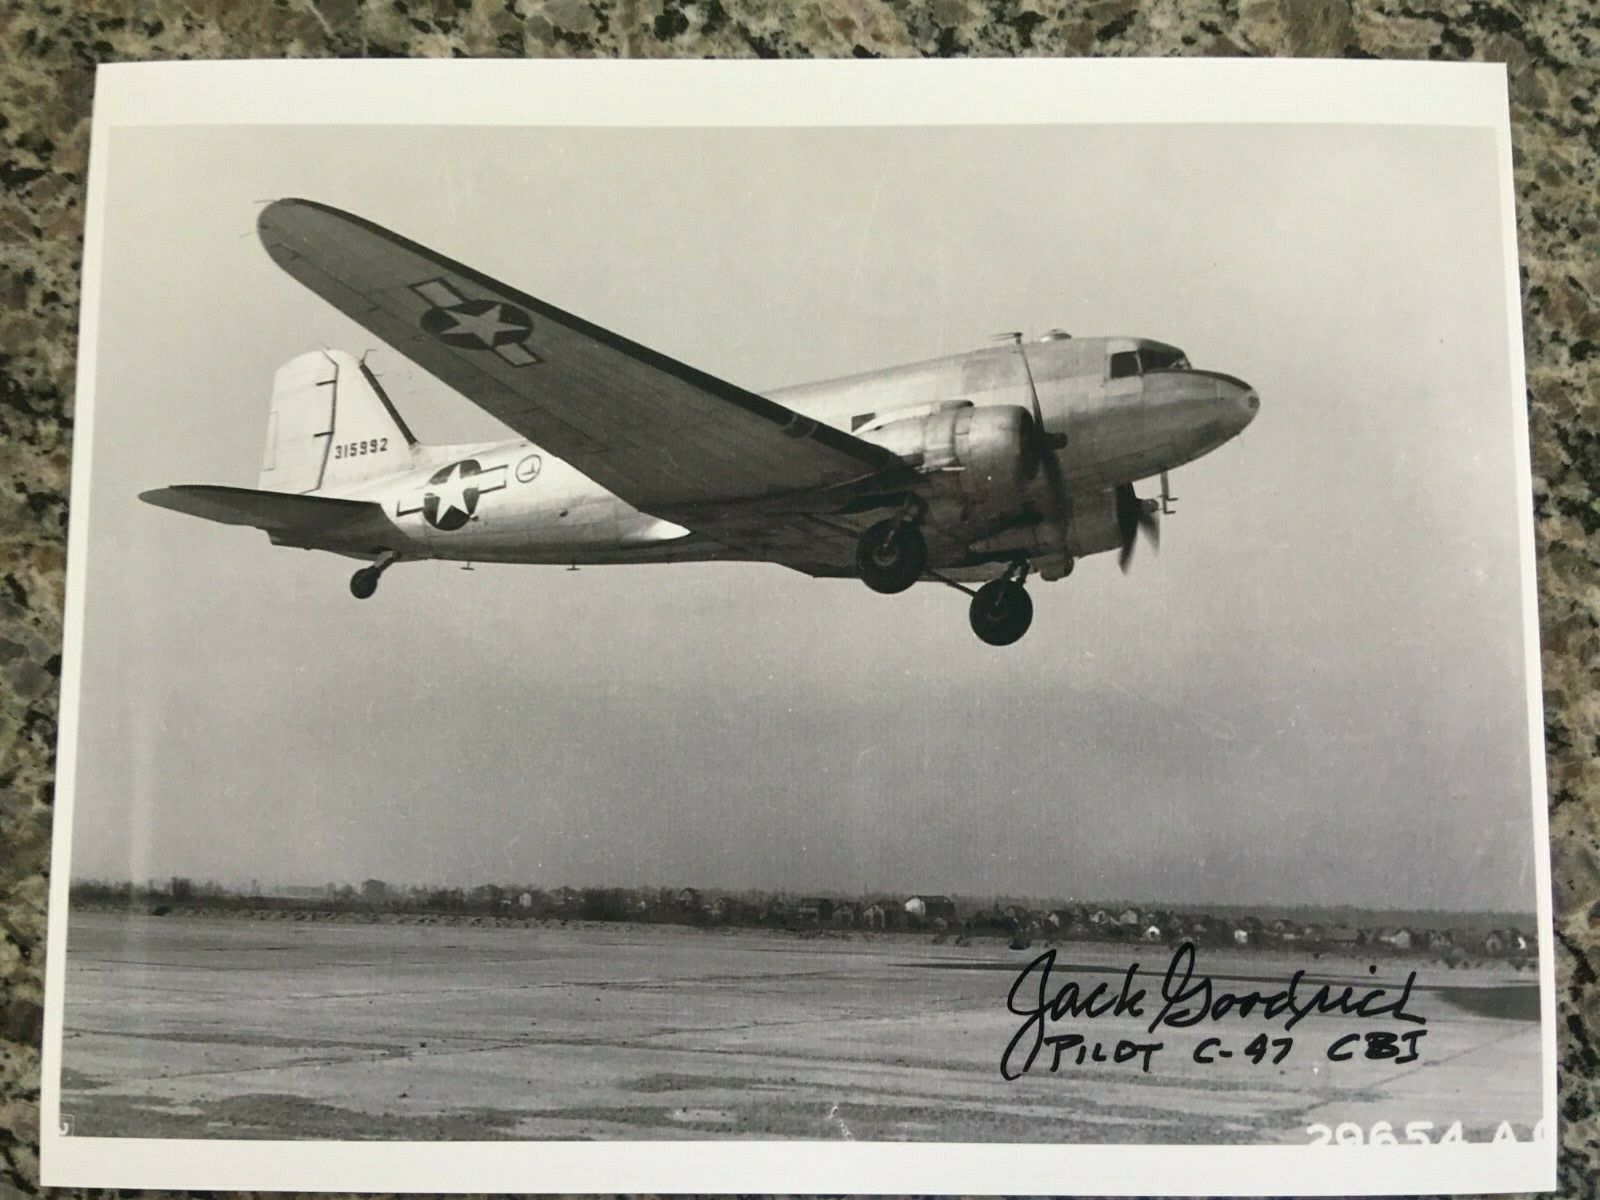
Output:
[{"xmin": 42, "ymin": 57, "xmax": 1555, "ymax": 1195}]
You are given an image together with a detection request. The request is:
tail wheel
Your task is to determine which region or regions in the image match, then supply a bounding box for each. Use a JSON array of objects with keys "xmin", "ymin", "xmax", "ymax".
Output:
[
  {"xmin": 856, "ymin": 519, "xmax": 928, "ymax": 594},
  {"xmin": 349, "ymin": 567, "xmax": 380, "ymax": 600},
  {"xmin": 969, "ymin": 579, "xmax": 1033, "ymax": 646},
  {"xmin": 350, "ymin": 550, "xmax": 399, "ymax": 600}
]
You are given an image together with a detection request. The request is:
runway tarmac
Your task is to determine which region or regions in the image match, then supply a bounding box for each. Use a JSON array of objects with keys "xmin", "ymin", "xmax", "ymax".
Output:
[{"xmin": 58, "ymin": 910, "xmax": 1544, "ymax": 1143}]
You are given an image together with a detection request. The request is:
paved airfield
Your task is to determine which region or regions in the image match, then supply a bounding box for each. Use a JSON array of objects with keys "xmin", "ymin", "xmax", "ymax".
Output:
[{"xmin": 59, "ymin": 911, "xmax": 1542, "ymax": 1143}]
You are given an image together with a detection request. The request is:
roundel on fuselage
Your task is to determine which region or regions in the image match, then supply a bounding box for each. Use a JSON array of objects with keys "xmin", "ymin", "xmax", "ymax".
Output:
[{"xmin": 423, "ymin": 459, "xmax": 488, "ymax": 532}]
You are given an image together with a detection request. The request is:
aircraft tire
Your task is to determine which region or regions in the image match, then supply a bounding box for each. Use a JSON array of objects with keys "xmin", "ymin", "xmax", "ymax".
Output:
[
  {"xmin": 856, "ymin": 519, "xmax": 927, "ymax": 594},
  {"xmin": 349, "ymin": 567, "xmax": 380, "ymax": 600},
  {"xmin": 969, "ymin": 579, "xmax": 1033, "ymax": 646}
]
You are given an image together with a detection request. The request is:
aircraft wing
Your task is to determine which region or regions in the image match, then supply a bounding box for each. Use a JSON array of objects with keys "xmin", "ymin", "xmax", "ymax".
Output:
[
  {"xmin": 256, "ymin": 201, "xmax": 910, "ymax": 534},
  {"xmin": 141, "ymin": 485, "xmax": 393, "ymax": 552}
]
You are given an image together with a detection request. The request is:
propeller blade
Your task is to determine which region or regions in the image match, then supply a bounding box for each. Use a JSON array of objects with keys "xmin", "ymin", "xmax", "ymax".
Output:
[
  {"xmin": 1138, "ymin": 505, "xmax": 1160, "ymax": 550},
  {"xmin": 1040, "ymin": 437, "xmax": 1068, "ymax": 518},
  {"xmin": 1002, "ymin": 333, "xmax": 1072, "ymax": 518},
  {"xmin": 1115, "ymin": 483, "xmax": 1159, "ymax": 573}
]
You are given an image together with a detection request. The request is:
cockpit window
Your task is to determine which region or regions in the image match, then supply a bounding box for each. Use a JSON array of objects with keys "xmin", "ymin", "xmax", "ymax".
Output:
[
  {"xmin": 1139, "ymin": 346, "xmax": 1190, "ymax": 373},
  {"xmin": 1108, "ymin": 350, "xmax": 1140, "ymax": 380}
]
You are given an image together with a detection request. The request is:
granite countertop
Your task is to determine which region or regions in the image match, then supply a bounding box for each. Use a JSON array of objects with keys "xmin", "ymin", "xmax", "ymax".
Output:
[{"xmin": 1, "ymin": 1, "xmax": 1596, "ymax": 1195}]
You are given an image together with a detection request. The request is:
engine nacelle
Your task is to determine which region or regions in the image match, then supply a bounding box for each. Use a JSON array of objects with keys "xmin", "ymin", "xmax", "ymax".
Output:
[
  {"xmin": 967, "ymin": 488, "xmax": 1125, "ymax": 561},
  {"xmin": 859, "ymin": 404, "xmax": 1036, "ymax": 501}
]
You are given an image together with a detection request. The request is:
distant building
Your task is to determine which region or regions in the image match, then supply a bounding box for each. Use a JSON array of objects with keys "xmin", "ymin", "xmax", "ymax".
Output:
[
  {"xmin": 1143, "ymin": 924, "xmax": 1163, "ymax": 942},
  {"xmin": 517, "ymin": 891, "xmax": 534, "ymax": 909},
  {"xmin": 1003, "ymin": 904, "xmax": 1036, "ymax": 929},
  {"xmin": 761, "ymin": 897, "xmax": 790, "ymax": 924},
  {"xmin": 272, "ymin": 884, "xmax": 332, "ymax": 900},
  {"xmin": 1232, "ymin": 928, "xmax": 1250, "ymax": 946},
  {"xmin": 795, "ymin": 898, "xmax": 835, "ymax": 923},
  {"xmin": 905, "ymin": 895, "xmax": 956, "ymax": 923}
]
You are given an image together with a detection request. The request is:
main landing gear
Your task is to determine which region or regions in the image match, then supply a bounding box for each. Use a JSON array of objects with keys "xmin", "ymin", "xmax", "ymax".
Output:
[
  {"xmin": 853, "ymin": 508, "xmax": 1052, "ymax": 645},
  {"xmin": 968, "ymin": 561, "xmax": 1034, "ymax": 647},
  {"xmin": 349, "ymin": 552, "xmax": 398, "ymax": 600},
  {"xmin": 855, "ymin": 513, "xmax": 928, "ymax": 594}
]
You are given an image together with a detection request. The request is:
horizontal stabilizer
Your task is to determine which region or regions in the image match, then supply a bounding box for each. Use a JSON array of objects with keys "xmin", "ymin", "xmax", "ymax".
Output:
[{"xmin": 140, "ymin": 484, "xmax": 392, "ymax": 551}]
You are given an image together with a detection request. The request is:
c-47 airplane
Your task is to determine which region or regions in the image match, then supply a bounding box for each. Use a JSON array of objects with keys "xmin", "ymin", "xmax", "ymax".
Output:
[{"xmin": 143, "ymin": 200, "xmax": 1258, "ymax": 646}]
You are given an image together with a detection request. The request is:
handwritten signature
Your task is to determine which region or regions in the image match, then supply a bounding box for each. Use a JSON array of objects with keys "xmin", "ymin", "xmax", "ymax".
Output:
[{"xmin": 1001, "ymin": 942, "xmax": 1424, "ymax": 1081}]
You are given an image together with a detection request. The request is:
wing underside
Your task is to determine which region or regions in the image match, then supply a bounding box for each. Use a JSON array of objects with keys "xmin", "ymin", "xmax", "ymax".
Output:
[{"xmin": 256, "ymin": 200, "xmax": 911, "ymax": 570}]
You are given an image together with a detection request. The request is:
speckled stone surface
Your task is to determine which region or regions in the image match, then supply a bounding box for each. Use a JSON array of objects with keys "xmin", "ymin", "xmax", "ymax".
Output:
[{"xmin": 1, "ymin": 0, "xmax": 1596, "ymax": 1195}]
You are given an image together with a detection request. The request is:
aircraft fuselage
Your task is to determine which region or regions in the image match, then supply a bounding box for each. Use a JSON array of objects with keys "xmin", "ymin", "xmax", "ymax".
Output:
[{"xmin": 315, "ymin": 334, "xmax": 1257, "ymax": 573}]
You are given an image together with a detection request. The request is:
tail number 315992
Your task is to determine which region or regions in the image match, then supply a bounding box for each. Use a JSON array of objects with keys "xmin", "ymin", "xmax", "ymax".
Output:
[{"xmin": 334, "ymin": 437, "xmax": 389, "ymax": 459}]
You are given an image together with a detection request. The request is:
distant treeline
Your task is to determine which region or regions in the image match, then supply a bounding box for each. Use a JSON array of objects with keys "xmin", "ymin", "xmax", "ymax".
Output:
[{"xmin": 67, "ymin": 877, "xmax": 1538, "ymax": 961}]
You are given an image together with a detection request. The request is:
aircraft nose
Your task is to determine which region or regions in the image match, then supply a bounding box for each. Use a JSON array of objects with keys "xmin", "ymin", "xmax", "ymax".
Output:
[
  {"xmin": 1192, "ymin": 371, "xmax": 1257, "ymax": 433},
  {"xmin": 1232, "ymin": 383, "xmax": 1260, "ymax": 430},
  {"xmin": 1139, "ymin": 368, "xmax": 1258, "ymax": 439}
]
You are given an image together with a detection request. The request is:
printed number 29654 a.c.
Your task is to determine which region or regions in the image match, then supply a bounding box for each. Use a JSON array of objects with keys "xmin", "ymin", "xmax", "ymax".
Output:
[{"xmin": 1307, "ymin": 1119, "xmax": 1548, "ymax": 1145}]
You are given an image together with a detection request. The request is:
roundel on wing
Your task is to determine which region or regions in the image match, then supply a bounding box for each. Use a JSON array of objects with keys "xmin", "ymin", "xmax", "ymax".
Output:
[
  {"xmin": 419, "ymin": 298, "xmax": 535, "ymax": 352},
  {"xmin": 423, "ymin": 459, "xmax": 487, "ymax": 531}
]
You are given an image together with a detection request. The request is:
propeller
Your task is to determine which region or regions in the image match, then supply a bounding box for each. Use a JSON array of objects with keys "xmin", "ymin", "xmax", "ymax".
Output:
[
  {"xmin": 997, "ymin": 333, "xmax": 1069, "ymax": 515},
  {"xmin": 1114, "ymin": 482, "xmax": 1160, "ymax": 572}
]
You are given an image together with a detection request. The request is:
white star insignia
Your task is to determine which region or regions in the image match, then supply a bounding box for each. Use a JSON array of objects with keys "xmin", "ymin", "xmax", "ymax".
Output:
[
  {"xmin": 430, "ymin": 462, "xmax": 476, "ymax": 522},
  {"xmin": 440, "ymin": 305, "xmax": 522, "ymax": 348}
]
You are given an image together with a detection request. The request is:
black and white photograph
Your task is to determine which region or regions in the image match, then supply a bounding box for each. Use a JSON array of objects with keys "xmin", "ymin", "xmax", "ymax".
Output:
[{"xmin": 41, "ymin": 60, "xmax": 1554, "ymax": 1194}]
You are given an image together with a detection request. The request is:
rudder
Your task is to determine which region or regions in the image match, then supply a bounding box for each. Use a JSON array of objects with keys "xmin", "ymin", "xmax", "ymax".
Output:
[{"xmin": 259, "ymin": 350, "xmax": 418, "ymax": 494}]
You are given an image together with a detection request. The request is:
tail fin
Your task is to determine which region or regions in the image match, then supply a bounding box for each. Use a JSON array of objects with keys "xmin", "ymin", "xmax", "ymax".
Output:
[{"xmin": 259, "ymin": 350, "xmax": 418, "ymax": 494}]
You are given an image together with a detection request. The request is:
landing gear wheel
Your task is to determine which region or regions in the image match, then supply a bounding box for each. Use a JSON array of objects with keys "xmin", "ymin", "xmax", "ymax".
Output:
[
  {"xmin": 856, "ymin": 519, "xmax": 928, "ymax": 594},
  {"xmin": 969, "ymin": 579, "xmax": 1033, "ymax": 646},
  {"xmin": 349, "ymin": 566, "xmax": 381, "ymax": 600},
  {"xmin": 350, "ymin": 551, "xmax": 399, "ymax": 600}
]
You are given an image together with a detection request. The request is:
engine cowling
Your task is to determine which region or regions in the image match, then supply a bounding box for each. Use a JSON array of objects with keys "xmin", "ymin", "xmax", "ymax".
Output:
[
  {"xmin": 966, "ymin": 488, "xmax": 1125, "ymax": 561},
  {"xmin": 859, "ymin": 404, "xmax": 1037, "ymax": 501}
]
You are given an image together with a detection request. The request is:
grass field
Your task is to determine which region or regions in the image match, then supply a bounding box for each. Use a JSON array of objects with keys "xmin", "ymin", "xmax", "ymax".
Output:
[{"xmin": 58, "ymin": 909, "xmax": 1543, "ymax": 1143}]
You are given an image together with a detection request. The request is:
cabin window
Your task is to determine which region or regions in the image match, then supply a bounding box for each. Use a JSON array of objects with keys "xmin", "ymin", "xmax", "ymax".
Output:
[{"xmin": 1108, "ymin": 351, "xmax": 1140, "ymax": 380}]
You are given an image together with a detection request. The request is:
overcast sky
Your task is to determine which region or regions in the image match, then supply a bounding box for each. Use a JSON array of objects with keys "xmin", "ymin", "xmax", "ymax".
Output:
[{"xmin": 67, "ymin": 122, "xmax": 1539, "ymax": 912}]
